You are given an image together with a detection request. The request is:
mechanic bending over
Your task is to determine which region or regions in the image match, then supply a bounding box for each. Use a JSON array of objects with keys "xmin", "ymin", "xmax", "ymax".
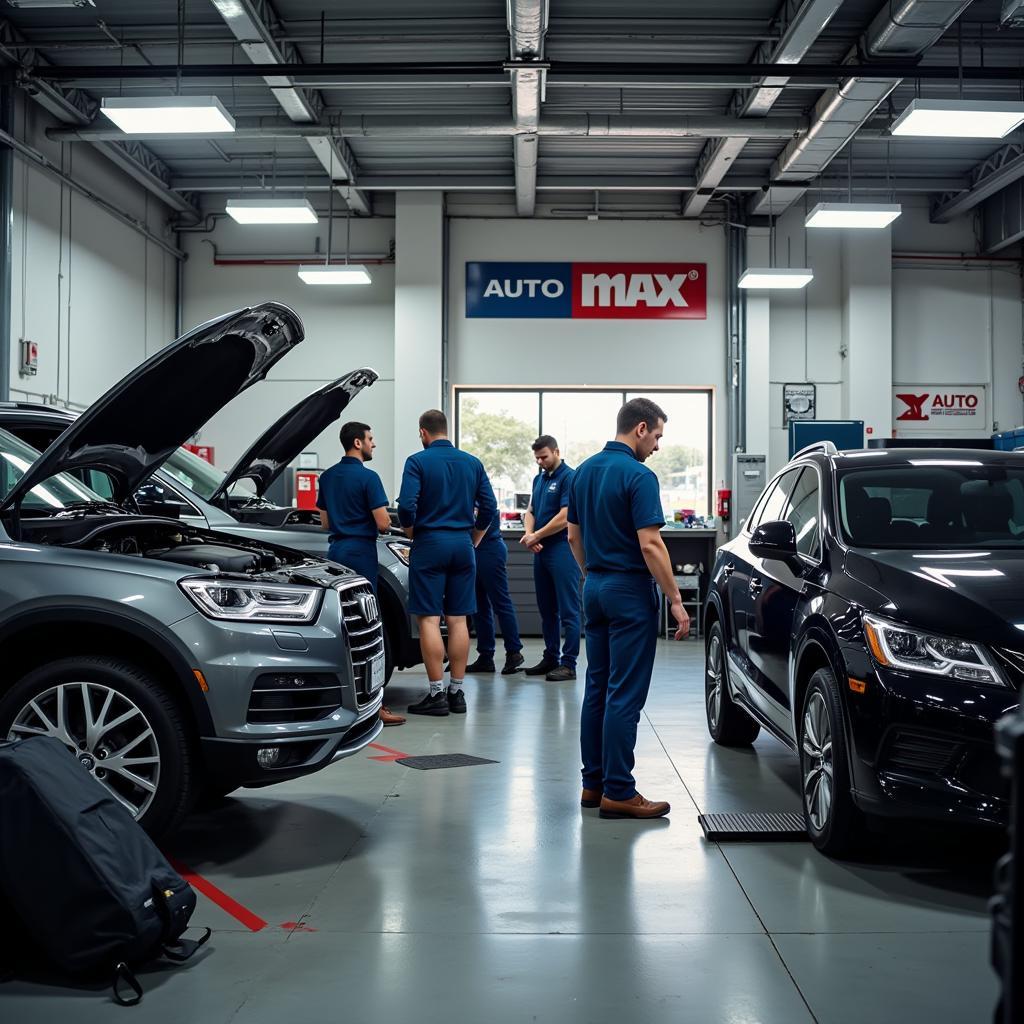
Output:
[
  {"xmin": 568, "ymin": 397, "xmax": 689, "ymax": 821},
  {"xmin": 397, "ymin": 409, "xmax": 498, "ymax": 717},
  {"xmin": 318, "ymin": 420, "xmax": 405, "ymax": 727},
  {"xmin": 520, "ymin": 435, "xmax": 581, "ymax": 682}
]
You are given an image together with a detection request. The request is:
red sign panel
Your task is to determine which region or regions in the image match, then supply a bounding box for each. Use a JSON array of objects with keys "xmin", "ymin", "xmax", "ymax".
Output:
[
  {"xmin": 184, "ymin": 444, "xmax": 215, "ymax": 464},
  {"xmin": 570, "ymin": 262, "xmax": 707, "ymax": 320}
]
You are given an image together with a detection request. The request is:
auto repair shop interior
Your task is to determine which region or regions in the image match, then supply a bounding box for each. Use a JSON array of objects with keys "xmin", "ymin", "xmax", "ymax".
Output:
[{"xmin": 0, "ymin": 1, "xmax": 1023, "ymax": 1022}]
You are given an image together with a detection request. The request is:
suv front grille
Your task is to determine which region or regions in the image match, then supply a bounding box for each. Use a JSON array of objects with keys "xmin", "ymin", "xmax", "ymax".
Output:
[
  {"xmin": 247, "ymin": 673, "xmax": 343, "ymax": 724},
  {"xmin": 884, "ymin": 731, "xmax": 963, "ymax": 775},
  {"xmin": 337, "ymin": 579, "xmax": 385, "ymax": 706}
]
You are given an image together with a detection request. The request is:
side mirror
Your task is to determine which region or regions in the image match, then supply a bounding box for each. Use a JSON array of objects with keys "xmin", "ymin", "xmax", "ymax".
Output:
[{"xmin": 749, "ymin": 520, "xmax": 799, "ymax": 563}]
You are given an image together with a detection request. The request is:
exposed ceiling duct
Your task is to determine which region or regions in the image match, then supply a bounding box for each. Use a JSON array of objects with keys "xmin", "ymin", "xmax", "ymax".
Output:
[
  {"xmin": 508, "ymin": 0, "xmax": 548, "ymax": 217},
  {"xmin": 756, "ymin": 0, "xmax": 978, "ymax": 216}
]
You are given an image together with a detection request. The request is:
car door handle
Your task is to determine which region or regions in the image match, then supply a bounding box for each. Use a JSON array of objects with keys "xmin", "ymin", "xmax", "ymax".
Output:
[
  {"xmin": 722, "ymin": 562, "xmax": 735, "ymax": 579},
  {"xmin": 748, "ymin": 576, "xmax": 763, "ymax": 596}
]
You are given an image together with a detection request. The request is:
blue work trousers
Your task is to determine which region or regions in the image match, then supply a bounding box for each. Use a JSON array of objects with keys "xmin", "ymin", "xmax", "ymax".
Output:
[
  {"xmin": 472, "ymin": 539, "xmax": 523, "ymax": 657},
  {"xmin": 580, "ymin": 572, "xmax": 660, "ymax": 801},
  {"xmin": 534, "ymin": 541, "xmax": 581, "ymax": 668},
  {"xmin": 329, "ymin": 537, "xmax": 378, "ymax": 594}
]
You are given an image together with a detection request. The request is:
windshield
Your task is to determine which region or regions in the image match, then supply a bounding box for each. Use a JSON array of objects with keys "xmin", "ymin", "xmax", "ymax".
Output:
[
  {"xmin": 162, "ymin": 447, "xmax": 258, "ymax": 501},
  {"xmin": 0, "ymin": 428, "xmax": 107, "ymax": 509},
  {"xmin": 838, "ymin": 462, "xmax": 1024, "ymax": 549}
]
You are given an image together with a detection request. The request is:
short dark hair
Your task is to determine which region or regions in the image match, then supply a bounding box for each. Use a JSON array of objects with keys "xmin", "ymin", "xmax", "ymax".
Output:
[
  {"xmin": 532, "ymin": 434, "xmax": 558, "ymax": 453},
  {"xmin": 340, "ymin": 421, "xmax": 371, "ymax": 452},
  {"xmin": 616, "ymin": 397, "xmax": 668, "ymax": 435},
  {"xmin": 419, "ymin": 409, "xmax": 448, "ymax": 436}
]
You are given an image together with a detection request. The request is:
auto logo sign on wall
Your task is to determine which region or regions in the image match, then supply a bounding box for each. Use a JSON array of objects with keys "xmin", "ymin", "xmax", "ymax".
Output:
[
  {"xmin": 465, "ymin": 261, "xmax": 707, "ymax": 319},
  {"xmin": 892, "ymin": 385, "xmax": 987, "ymax": 430}
]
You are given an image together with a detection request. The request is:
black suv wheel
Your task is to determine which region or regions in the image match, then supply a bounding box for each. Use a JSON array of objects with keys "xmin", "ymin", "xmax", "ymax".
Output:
[
  {"xmin": 705, "ymin": 622, "xmax": 760, "ymax": 746},
  {"xmin": 0, "ymin": 657, "xmax": 196, "ymax": 838},
  {"xmin": 800, "ymin": 667, "xmax": 863, "ymax": 857}
]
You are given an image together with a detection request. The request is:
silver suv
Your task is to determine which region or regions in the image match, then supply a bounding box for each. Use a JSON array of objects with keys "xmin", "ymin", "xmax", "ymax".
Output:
[{"xmin": 0, "ymin": 303, "xmax": 384, "ymax": 836}]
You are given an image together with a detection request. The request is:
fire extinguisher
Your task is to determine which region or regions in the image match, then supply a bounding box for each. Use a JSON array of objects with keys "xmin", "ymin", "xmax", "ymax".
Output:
[{"xmin": 716, "ymin": 487, "xmax": 731, "ymax": 522}]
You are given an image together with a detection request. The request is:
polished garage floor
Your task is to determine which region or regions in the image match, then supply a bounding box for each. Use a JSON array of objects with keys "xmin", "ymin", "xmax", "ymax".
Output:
[{"xmin": 3, "ymin": 642, "xmax": 1001, "ymax": 1023}]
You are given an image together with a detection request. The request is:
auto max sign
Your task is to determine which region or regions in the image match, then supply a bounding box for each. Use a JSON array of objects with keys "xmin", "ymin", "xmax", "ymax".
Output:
[
  {"xmin": 892, "ymin": 385, "xmax": 987, "ymax": 431},
  {"xmin": 465, "ymin": 261, "xmax": 707, "ymax": 319}
]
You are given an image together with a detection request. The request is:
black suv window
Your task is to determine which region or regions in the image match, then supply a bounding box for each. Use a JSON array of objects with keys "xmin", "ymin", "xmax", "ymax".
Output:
[
  {"xmin": 753, "ymin": 468, "xmax": 801, "ymax": 530},
  {"xmin": 785, "ymin": 468, "xmax": 821, "ymax": 560}
]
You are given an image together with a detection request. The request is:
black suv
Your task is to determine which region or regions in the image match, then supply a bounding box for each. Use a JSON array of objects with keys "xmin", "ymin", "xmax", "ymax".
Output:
[{"xmin": 704, "ymin": 442, "xmax": 1022, "ymax": 855}]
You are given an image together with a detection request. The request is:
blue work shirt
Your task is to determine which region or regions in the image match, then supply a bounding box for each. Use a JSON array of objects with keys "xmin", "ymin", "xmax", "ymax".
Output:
[
  {"xmin": 567, "ymin": 441, "xmax": 665, "ymax": 573},
  {"xmin": 316, "ymin": 456, "xmax": 389, "ymax": 540},
  {"xmin": 397, "ymin": 439, "xmax": 497, "ymax": 532},
  {"xmin": 478, "ymin": 507, "xmax": 503, "ymax": 545},
  {"xmin": 530, "ymin": 460, "xmax": 574, "ymax": 544}
]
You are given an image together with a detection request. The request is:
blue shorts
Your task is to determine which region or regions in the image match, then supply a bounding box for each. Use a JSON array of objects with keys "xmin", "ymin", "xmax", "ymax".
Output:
[
  {"xmin": 328, "ymin": 537, "xmax": 378, "ymax": 593},
  {"xmin": 409, "ymin": 530, "xmax": 477, "ymax": 617}
]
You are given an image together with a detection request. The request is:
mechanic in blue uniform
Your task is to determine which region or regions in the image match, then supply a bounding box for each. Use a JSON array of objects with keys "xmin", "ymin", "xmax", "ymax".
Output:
[
  {"xmin": 520, "ymin": 436, "xmax": 581, "ymax": 682},
  {"xmin": 398, "ymin": 409, "xmax": 497, "ymax": 717},
  {"xmin": 317, "ymin": 421, "xmax": 405, "ymax": 727},
  {"xmin": 567, "ymin": 398, "xmax": 689, "ymax": 820},
  {"xmin": 467, "ymin": 506, "xmax": 525, "ymax": 675}
]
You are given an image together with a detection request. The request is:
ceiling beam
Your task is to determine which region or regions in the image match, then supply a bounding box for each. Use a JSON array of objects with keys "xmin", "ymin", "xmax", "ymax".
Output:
[
  {"xmin": 931, "ymin": 142, "xmax": 1024, "ymax": 223},
  {"xmin": 508, "ymin": 0, "xmax": 548, "ymax": 217},
  {"xmin": 208, "ymin": 0, "xmax": 370, "ymax": 215},
  {"xmin": 981, "ymin": 176, "xmax": 1024, "ymax": 252},
  {"xmin": 685, "ymin": 0, "xmax": 845, "ymax": 217}
]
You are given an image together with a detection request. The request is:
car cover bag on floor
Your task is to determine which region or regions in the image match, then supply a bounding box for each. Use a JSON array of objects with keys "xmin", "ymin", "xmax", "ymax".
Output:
[{"xmin": 0, "ymin": 736, "xmax": 209, "ymax": 1004}]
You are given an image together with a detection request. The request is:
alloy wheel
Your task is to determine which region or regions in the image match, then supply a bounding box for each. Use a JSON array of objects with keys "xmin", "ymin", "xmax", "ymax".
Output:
[
  {"xmin": 706, "ymin": 633, "xmax": 723, "ymax": 731},
  {"xmin": 802, "ymin": 691, "xmax": 834, "ymax": 832},
  {"xmin": 8, "ymin": 681, "xmax": 161, "ymax": 820}
]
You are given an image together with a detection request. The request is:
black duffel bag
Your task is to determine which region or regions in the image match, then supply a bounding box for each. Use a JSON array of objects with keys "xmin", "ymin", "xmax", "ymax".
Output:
[{"xmin": 0, "ymin": 736, "xmax": 210, "ymax": 1004}]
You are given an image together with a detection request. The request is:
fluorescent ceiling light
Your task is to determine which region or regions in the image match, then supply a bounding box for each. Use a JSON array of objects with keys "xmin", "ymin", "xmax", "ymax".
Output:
[
  {"xmin": 6, "ymin": 1, "xmax": 95, "ymax": 7},
  {"xmin": 297, "ymin": 264, "xmax": 372, "ymax": 285},
  {"xmin": 100, "ymin": 95, "xmax": 235, "ymax": 135},
  {"xmin": 890, "ymin": 99, "xmax": 1024, "ymax": 139},
  {"xmin": 226, "ymin": 199, "xmax": 318, "ymax": 225},
  {"xmin": 805, "ymin": 202, "xmax": 902, "ymax": 229},
  {"xmin": 738, "ymin": 268, "xmax": 813, "ymax": 290}
]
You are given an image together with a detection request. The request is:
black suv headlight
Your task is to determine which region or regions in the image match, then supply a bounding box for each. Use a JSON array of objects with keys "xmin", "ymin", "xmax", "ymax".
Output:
[
  {"xmin": 862, "ymin": 613, "xmax": 1005, "ymax": 686},
  {"xmin": 180, "ymin": 578, "xmax": 322, "ymax": 623}
]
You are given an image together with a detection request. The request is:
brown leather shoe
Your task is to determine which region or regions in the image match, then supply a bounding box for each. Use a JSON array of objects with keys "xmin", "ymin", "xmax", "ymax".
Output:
[
  {"xmin": 380, "ymin": 706, "xmax": 406, "ymax": 726},
  {"xmin": 581, "ymin": 788, "xmax": 602, "ymax": 809},
  {"xmin": 599, "ymin": 793, "xmax": 670, "ymax": 820}
]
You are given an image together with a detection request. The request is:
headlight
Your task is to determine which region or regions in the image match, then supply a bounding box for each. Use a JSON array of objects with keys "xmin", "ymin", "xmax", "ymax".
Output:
[
  {"xmin": 180, "ymin": 578, "xmax": 322, "ymax": 623},
  {"xmin": 862, "ymin": 613, "xmax": 1004, "ymax": 686},
  {"xmin": 386, "ymin": 541, "xmax": 411, "ymax": 567}
]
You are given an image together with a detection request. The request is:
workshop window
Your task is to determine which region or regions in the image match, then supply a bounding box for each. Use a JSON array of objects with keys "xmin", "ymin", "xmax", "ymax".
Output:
[{"xmin": 455, "ymin": 388, "xmax": 712, "ymax": 518}]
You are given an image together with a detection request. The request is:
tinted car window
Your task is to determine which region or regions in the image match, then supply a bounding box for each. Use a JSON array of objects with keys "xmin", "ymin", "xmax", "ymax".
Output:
[
  {"xmin": 786, "ymin": 468, "xmax": 821, "ymax": 559},
  {"xmin": 754, "ymin": 468, "xmax": 801, "ymax": 530},
  {"xmin": 0, "ymin": 428, "xmax": 106, "ymax": 510},
  {"xmin": 839, "ymin": 463, "xmax": 1024, "ymax": 548}
]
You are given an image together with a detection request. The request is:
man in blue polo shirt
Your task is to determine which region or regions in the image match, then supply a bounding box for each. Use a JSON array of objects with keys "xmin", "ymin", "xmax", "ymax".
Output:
[
  {"xmin": 398, "ymin": 409, "xmax": 497, "ymax": 716},
  {"xmin": 568, "ymin": 398, "xmax": 689, "ymax": 820},
  {"xmin": 521, "ymin": 435, "xmax": 581, "ymax": 682},
  {"xmin": 318, "ymin": 421, "xmax": 405, "ymax": 727}
]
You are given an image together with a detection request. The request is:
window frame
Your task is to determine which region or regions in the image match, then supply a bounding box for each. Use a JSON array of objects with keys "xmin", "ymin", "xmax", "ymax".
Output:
[
  {"xmin": 453, "ymin": 385, "xmax": 714, "ymax": 515},
  {"xmin": 782, "ymin": 464, "xmax": 824, "ymax": 565}
]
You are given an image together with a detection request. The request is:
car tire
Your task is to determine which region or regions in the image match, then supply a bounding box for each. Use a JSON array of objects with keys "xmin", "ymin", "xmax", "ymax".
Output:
[
  {"xmin": 0, "ymin": 656, "xmax": 196, "ymax": 839},
  {"xmin": 705, "ymin": 622, "xmax": 760, "ymax": 746},
  {"xmin": 800, "ymin": 667, "xmax": 863, "ymax": 857}
]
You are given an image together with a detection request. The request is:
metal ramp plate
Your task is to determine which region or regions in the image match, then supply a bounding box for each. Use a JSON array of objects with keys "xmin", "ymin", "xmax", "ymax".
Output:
[{"xmin": 698, "ymin": 811, "xmax": 808, "ymax": 842}]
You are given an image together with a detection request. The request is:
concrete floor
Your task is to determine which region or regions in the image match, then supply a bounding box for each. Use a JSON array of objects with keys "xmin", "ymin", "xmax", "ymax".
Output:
[{"xmin": 3, "ymin": 641, "xmax": 1002, "ymax": 1023}]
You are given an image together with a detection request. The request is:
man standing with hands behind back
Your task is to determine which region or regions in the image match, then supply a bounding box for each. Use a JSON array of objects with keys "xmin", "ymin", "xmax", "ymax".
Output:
[
  {"xmin": 521, "ymin": 436, "xmax": 581, "ymax": 682},
  {"xmin": 568, "ymin": 398, "xmax": 689, "ymax": 820},
  {"xmin": 398, "ymin": 409, "xmax": 497, "ymax": 717}
]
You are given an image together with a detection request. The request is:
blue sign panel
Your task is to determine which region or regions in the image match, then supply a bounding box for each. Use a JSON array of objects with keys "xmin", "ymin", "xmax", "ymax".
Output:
[{"xmin": 465, "ymin": 261, "xmax": 573, "ymax": 318}]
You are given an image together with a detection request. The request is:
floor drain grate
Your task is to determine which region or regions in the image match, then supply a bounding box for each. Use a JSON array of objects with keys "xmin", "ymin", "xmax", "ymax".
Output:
[
  {"xmin": 396, "ymin": 754, "xmax": 499, "ymax": 771},
  {"xmin": 698, "ymin": 811, "xmax": 808, "ymax": 842}
]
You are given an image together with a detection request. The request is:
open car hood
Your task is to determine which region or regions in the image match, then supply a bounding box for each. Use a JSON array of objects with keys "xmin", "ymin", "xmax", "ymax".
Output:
[
  {"xmin": 210, "ymin": 367, "xmax": 378, "ymax": 501},
  {"xmin": 0, "ymin": 303, "xmax": 304, "ymax": 511}
]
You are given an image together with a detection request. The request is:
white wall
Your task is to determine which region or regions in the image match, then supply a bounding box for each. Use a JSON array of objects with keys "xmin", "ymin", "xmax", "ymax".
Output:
[
  {"xmin": 759, "ymin": 197, "xmax": 1024, "ymax": 473},
  {"xmin": 448, "ymin": 217, "xmax": 729, "ymax": 491},
  {"xmin": 180, "ymin": 215, "xmax": 398, "ymax": 494},
  {"xmin": 8, "ymin": 94, "xmax": 176, "ymax": 407}
]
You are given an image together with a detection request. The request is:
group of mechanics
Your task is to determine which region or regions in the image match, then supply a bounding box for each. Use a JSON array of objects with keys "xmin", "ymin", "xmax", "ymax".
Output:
[{"xmin": 316, "ymin": 398, "xmax": 689, "ymax": 820}]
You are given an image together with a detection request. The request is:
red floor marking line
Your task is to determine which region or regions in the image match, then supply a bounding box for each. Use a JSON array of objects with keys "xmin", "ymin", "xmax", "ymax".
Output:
[
  {"xmin": 168, "ymin": 857, "xmax": 269, "ymax": 933},
  {"xmin": 367, "ymin": 741, "xmax": 410, "ymax": 762}
]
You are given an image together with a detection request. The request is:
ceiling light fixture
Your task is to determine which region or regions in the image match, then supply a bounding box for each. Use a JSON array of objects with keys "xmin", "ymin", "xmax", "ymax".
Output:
[
  {"xmin": 805, "ymin": 202, "xmax": 902, "ymax": 229},
  {"xmin": 6, "ymin": 0, "xmax": 95, "ymax": 7},
  {"xmin": 226, "ymin": 199, "xmax": 318, "ymax": 225},
  {"xmin": 890, "ymin": 99, "xmax": 1024, "ymax": 139},
  {"xmin": 738, "ymin": 268, "xmax": 814, "ymax": 290},
  {"xmin": 100, "ymin": 96, "xmax": 235, "ymax": 135},
  {"xmin": 297, "ymin": 265, "xmax": 372, "ymax": 285}
]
